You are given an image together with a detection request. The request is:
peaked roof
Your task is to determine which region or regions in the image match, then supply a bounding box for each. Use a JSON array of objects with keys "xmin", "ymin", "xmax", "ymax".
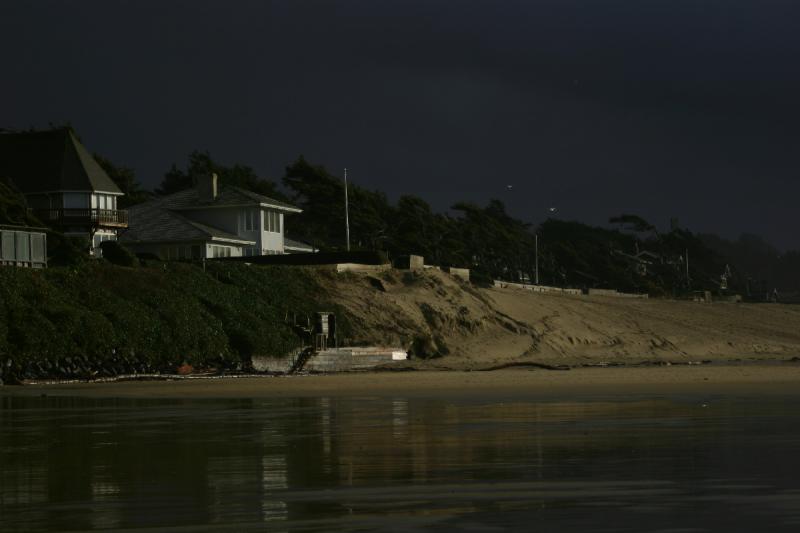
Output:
[
  {"xmin": 0, "ymin": 128, "xmax": 122, "ymax": 194},
  {"xmin": 157, "ymin": 186, "xmax": 300, "ymax": 212},
  {"xmin": 120, "ymin": 183, "xmax": 300, "ymax": 245},
  {"xmin": 121, "ymin": 197, "xmax": 254, "ymax": 245},
  {"xmin": 284, "ymin": 237, "xmax": 316, "ymax": 251}
]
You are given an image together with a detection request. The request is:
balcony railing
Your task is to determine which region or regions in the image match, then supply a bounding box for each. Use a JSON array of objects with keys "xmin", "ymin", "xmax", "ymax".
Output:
[{"xmin": 32, "ymin": 208, "xmax": 129, "ymax": 229}]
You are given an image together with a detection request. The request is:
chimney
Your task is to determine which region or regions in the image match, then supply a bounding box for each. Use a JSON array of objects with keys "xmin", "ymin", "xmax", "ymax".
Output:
[{"xmin": 197, "ymin": 172, "xmax": 218, "ymax": 202}]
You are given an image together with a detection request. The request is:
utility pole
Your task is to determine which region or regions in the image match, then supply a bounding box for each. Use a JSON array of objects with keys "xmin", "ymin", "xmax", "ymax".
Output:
[
  {"xmin": 344, "ymin": 168, "xmax": 350, "ymax": 252},
  {"xmin": 685, "ymin": 248, "xmax": 690, "ymax": 289},
  {"xmin": 535, "ymin": 233, "xmax": 539, "ymax": 285}
]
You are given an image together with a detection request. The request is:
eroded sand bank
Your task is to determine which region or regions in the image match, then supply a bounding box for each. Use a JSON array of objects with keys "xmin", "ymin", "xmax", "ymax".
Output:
[{"xmin": 324, "ymin": 269, "xmax": 800, "ymax": 369}]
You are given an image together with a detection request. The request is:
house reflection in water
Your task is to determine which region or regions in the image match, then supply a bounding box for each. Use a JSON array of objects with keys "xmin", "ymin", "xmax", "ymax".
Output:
[{"xmin": 1, "ymin": 394, "xmax": 760, "ymax": 531}]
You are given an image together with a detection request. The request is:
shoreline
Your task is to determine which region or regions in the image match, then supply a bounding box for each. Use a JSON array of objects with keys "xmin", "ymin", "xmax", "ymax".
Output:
[{"xmin": 3, "ymin": 363, "xmax": 800, "ymax": 399}]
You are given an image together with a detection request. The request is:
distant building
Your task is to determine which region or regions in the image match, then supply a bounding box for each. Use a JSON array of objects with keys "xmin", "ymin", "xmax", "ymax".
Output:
[
  {"xmin": 613, "ymin": 248, "xmax": 662, "ymax": 276},
  {"xmin": 120, "ymin": 174, "xmax": 302, "ymax": 259},
  {"xmin": 0, "ymin": 128, "xmax": 127, "ymax": 253}
]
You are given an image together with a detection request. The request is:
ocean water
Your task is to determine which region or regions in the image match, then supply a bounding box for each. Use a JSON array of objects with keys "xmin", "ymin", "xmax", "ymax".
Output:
[{"xmin": 1, "ymin": 390, "xmax": 799, "ymax": 531}]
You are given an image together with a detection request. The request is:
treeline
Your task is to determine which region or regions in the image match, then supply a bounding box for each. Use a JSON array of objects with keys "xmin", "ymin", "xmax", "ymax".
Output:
[
  {"xmin": 4, "ymin": 148, "xmax": 792, "ymax": 297},
  {"xmin": 144, "ymin": 153, "xmax": 741, "ymax": 295},
  {"xmin": 700, "ymin": 233, "xmax": 800, "ymax": 297}
]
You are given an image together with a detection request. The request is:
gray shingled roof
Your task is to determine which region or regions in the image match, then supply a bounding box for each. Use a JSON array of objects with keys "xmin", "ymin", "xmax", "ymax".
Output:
[
  {"xmin": 0, "ymin": 129, "xmax": 122, "ymax": 194},
  {"xmin": 230, "ymin": 187, "xmax": 301, "ymax": 211},
  {"xmin": 121, "ymin": 197, "xmax": 254, "ymax": 245},
  {"xmin": 160, "ymin": 186, "xmax": 301, "ymax": 212},
  {"xmin": 284, "ymin": 237, "xmax": 316, "ymax": 251}
]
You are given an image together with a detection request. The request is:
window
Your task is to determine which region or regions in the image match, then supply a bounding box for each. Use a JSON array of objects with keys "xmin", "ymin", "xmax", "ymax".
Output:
[
  {"xmin": 93, "ymin": 233, "xmax": 114, "ymax": 252},
  {"xmin": 244, "ymin": 209, "xmax": 257, "ymax": 232},
  {"xmin": 63, "ymin": 193, "xmax": 89, "ymax": 209},
  {"xmin": 91, "ymin": 194, "xmax": 117, "ymax": 210},
  {"xmin": 263, "ymin": 211, "xmax": 281, "ymax": 233},
  {"xmin": 210, "ymin": 245, "xmax": 232, "ymax": 258}
]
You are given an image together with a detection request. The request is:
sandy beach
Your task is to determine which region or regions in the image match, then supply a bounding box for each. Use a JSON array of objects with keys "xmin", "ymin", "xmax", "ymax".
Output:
[
  {"xmin": 3, "ymin": 363, "xmax": 800, "ymax": 399},
  {"xmin": 325, "ymin": 270, "xmax": 800, "ymax": 370}
]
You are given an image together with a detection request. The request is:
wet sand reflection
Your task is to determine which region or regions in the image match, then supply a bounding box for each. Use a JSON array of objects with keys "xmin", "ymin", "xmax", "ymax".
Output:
[{"xmin": 1, "ymin": 394, "xmax": 799, "ymax": 531}]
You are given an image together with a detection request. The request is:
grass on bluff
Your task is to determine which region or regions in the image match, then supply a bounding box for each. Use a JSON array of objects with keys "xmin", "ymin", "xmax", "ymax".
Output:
[{"xmin": 0, "ymin": 261, "xmax": 349, "ymax": 381}]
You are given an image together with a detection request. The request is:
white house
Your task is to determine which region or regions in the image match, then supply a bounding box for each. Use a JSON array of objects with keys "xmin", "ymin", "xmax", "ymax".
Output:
[
  {"xmin": 120, "ymin": 174, "xmax": 303, "ymax": 259},
  {"xmin": 0, "ymin": 128, "xmax": 128, "ymax": 253}
]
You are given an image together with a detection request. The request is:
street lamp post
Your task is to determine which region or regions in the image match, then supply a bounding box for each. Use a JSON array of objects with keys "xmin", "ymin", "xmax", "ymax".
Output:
[{"xmin": 344, "ymin": 168, "xmax": 350, "ymax": 252}]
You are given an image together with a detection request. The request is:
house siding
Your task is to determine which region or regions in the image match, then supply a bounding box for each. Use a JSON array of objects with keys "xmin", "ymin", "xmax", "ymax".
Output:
[
  {"xmin": 260, "ymin": 210, "xmax": 284, "ymax": 254},
  {"xmin": 0, "ymin": 227, "xmax": 47, "ymax": 268}
]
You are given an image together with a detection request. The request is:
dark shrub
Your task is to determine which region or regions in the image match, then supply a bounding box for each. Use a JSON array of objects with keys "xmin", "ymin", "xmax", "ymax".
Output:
[
  {"xmin": 468, "ymin": 269, "xmax": 494, "ymax": 288},
  {"xmin": 47, "ymin": 234, "xmax": 89, "ymax": 267},
  {"xmin": 408, "ymin": 334, "xmax": 445, "ymax": 359},
  {"xmin": 100, "ymin": 241, "xmax": 138, "ymax": 267}
]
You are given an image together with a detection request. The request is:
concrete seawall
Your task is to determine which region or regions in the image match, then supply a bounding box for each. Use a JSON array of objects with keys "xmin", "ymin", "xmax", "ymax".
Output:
[
  {"xmin": 252, "ymin": 347, "xmax": 407, "ymax": 373},
  {"xmin": 494, "ymin": 281, "xmax": 648, "ymax": 299},
  {"xmin": 251, "ymin": 353, "xmax": 297, "ymax": 373},
  {"xmin": 305, "ymin": 347, "xmax": 407, "ymax": 372},
  {"xmin": 493, "ymin": 281, "xmax": 582, "ymax": 296},
  {"xmin": 588, "ymin": 288, "xmax": 649, "ymax": 299}
]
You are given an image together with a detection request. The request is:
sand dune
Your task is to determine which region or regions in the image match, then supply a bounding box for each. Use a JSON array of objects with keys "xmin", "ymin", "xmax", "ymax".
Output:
[{"xmin": 323, "ymin": 269, "xmax": 800, "ymax": 369}]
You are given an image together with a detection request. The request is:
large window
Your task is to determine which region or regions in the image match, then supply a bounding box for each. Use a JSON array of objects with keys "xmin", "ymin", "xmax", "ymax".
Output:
[
  {"xmin": 91, "ymin": 193, "xmax": 117, "ymax": 210},
  {"xmin": 159, "ymin": 245, "xmax": 195, "ymax": 261},
  {"xmin": 243, "ymin": 209, "xmax": 258, "ymax": 232},
  {"xmin": 210, "ymin": 245, "xmax": 233, "ymax": 258},
  {"xmin": 264, "ymin": 210, "xmax": 281, "ymax": 233},
  {"xmin": 63, "ymin": 193, "xmax": 90, "ymax": 209}
]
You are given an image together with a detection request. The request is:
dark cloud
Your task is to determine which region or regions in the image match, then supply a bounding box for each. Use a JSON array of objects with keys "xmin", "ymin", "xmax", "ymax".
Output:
[{"xmin": 1, "ymin": 0, "xmax": 798, "ymax": 248}]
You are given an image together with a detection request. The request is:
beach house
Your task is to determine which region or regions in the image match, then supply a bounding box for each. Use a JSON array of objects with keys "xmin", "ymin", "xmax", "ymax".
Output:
[
  {"xmin": 0, "ymin": 128, "xmax": 127, "ymax": 253},
  {"xmin": 120, "ymin": 174, "xmax": 303, "ymax": 259}
]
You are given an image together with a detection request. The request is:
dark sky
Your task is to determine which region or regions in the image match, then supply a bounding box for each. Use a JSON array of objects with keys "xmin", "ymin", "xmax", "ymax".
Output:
[{"xmin": 2, "ymin": 1, "xmax": 799, "ymax": 249}]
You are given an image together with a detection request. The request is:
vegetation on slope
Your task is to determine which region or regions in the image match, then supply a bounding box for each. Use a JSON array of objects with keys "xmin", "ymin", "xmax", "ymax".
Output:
[{"xmin": 0, "ymin": 261, "xmax": 351, "ymax": 383}]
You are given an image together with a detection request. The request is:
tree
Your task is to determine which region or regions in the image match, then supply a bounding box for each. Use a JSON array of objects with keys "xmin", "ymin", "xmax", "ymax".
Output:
[
  {"xmin": 609, "ymin": 213, "xmax": 658, "ymax": 236},
  {"xmin": 449, "ymin": 200, "xmax": 536, "ymax": 281},
  {"xmin": 94, "ymin": 154, "xmax": 152, "ymax": 208},
  {"xmin": 282, "ymin": 156, "xmax": 347, "ymax": 249},
  {"xmin": 390, "ymin": 195, "xmax": 438, "ymax": 258},
  {"xmin": 157, "ymin": 163, "xmax": 194, "ymax": 196},
  {"xmin": 156, "ymin": 151, "xmax": 287, "ymax": 201},
  {"xmin": 0, "ymin": 178, "xmax": 39, "ymax": 226}
]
